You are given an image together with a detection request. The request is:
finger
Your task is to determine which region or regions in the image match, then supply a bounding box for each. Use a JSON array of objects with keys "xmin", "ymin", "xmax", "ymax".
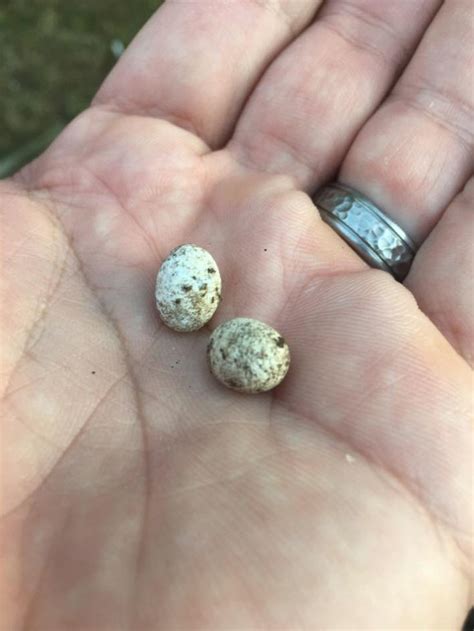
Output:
[
  {"xmin": 405, "ymin": 177, "xmax": 474, "ymax": 367},
  {"xmin": 229, "ymin": 0, "xmax": 440, "ymax": 185},
  {"xmin": 338, "ymin": 0, "xmax": 474, "ymax": 243},
  {"xmin": 94, "ymin": 0, "xmax": 322, "ymax": 147}
]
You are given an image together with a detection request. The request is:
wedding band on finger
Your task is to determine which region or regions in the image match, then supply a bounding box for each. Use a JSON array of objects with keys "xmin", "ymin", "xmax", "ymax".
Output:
[{"xmin": 313, "ymin": 183, "xmax": 418, "ymax": 281}]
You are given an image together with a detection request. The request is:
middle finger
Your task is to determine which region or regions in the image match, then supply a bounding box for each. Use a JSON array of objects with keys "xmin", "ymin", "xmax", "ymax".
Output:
[{"xmin": 228, "ymin": 0, "xmax": 441, "ymax": 188}]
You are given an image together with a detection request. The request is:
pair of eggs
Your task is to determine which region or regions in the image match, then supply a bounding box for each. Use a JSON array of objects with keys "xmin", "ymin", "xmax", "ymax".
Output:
[{"xmin": 155, "ymin": 244, "xmax": 290, "ymax": 393}]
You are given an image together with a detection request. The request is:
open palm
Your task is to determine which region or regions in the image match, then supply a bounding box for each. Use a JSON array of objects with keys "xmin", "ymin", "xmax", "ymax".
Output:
[{"xmin": 1, "ymin": 1, "xmax": 472, "ymax": 629}]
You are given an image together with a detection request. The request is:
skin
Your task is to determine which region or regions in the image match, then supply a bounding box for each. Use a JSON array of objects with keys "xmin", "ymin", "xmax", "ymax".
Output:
[{"xmin": 1, "ymin": 0, "xmax": 472, "ymax": 628}]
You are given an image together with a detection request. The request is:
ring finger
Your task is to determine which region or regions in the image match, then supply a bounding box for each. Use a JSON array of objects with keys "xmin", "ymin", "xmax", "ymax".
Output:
[{"xmin": 338, "ymin": 0, "xmax": 473, "ymax": 242}]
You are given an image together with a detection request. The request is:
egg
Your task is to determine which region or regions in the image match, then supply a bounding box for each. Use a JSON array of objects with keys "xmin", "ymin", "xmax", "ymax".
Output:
[
  {"xmin": 155, "ymin": 244, "xmax": 222, "ymax": 332},
  {"xmin": 207, "ymin": 318, "xmax": 290, "ymax": 393}
]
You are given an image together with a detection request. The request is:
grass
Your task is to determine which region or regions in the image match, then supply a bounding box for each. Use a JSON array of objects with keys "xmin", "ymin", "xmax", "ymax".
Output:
[{"xmin": 0, "ymin": 0, "xmax": 160, "ymax": 174}]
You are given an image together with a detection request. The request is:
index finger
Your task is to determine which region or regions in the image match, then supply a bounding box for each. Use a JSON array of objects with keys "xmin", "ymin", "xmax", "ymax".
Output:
[{"xmin": 94, "ymin": 0, "xmax": 322, "ymax": 147}]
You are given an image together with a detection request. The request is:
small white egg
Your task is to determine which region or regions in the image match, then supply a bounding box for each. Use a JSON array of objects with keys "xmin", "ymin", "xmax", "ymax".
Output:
[
  {"xmin": 156, "ymin": 244, "xmax": 222, "ymax": 332},
  {"xmin": 207, "ymin": 318, "xmax": 290, "ymax": 393}
]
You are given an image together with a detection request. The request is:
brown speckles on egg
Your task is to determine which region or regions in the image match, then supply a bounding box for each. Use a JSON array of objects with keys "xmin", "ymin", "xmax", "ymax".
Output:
[
  {"xmin": 207, "ymin": 318, "xmax": 290, "ymax": 393},
  {"xmin": 155, "ymin": 244, "xmax": 222, "ymax": 332}
]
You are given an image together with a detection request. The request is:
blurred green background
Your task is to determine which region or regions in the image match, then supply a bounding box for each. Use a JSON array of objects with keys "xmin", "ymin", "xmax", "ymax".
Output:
[{"xmin": 0, "ymin": 0, "xmax": 161, "ymax": 176}]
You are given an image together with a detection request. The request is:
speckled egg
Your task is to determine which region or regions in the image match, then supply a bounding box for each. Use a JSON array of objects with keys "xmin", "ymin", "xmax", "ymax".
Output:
[
  {"xmin": 155, "ymin": 244, "xmax": 222, "ymax": 332},
  {"xmin": 207, "ymin": 318, "xmax": 290, "ymax": 393}
]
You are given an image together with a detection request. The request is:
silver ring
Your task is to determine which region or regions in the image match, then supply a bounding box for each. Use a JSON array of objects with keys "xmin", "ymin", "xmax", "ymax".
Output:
[{"xmin": 313, "ymin": 183, "xmax": 417, "ymax": 281}]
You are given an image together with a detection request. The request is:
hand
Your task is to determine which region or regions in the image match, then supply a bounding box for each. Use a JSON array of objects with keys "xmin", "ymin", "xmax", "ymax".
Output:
[{"xmin": 1, "ymin": 1, "xmax": 472, "ymax": 628}]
